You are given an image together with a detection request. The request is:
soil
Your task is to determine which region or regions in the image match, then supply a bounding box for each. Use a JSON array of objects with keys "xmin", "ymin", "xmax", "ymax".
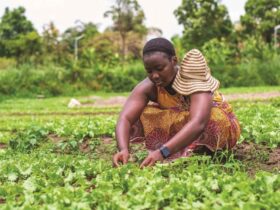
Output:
[
  {"xmin": 81, "ymin": 91, "xmax": 280, "ymax": 107},
  {"xmin": 79, "ymin": 138, "xmax": 92, "ymax": 153},
  {"xmin": 233, "ymin": 141, "xmax": 280, "ymax": 176},
  {"xmin": 0, "ymin": 143, "xmax": 7, "ymax": 149},
  {"xmin": 0, "ymin": 197, "xmax": 6, "ymax": 204},
  {"xmin": 48, "ymin": 133, "xmax": 64, "ymax": 144},
  {"xmin": 82, "ymin": 96, "xmax": 127, "ymax": 107}
]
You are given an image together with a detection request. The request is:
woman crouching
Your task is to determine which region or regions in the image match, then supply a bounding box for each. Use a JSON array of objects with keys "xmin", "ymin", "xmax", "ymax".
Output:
[{"xmin": 113, "ymin": 37, "xmax": 241, "ymax": 167}]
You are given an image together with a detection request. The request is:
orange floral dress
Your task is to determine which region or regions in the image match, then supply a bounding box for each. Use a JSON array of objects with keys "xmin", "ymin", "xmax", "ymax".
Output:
[{"xmin": 130, "ymin": 87, "xmax": 241, "ymax": 160}]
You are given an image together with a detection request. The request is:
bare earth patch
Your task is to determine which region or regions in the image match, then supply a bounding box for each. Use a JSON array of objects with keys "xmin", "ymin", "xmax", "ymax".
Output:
[
  {"xmin": 0, "ymin": 143, "xmax": 7, "ymax": 149},
  {"xmin": 233, "ymin": 141, "xmax": 280, "ymax": 175},
  {"xmin": 81, "ymin": 96, "xmax": 127, "ymax": 107},
  {"xmin": 82, "ymin": 91, "xmax": 280, "ymax": 107},
  {"xmin": 48, "ymin": 133, "xmax": 64, "ymax": 144}
]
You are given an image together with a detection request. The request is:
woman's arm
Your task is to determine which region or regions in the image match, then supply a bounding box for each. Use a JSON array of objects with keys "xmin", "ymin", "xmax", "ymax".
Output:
[
  {"xmin": 140, "ymin": 91, "xmax": 212, "ymax": 167},
  {"xmin": 164, "ymin": 91, "xmax": 212, "ymax": 153},
  {"xmin": 113, "ymin": 78, "xmax": 156, "ymax": 166}
]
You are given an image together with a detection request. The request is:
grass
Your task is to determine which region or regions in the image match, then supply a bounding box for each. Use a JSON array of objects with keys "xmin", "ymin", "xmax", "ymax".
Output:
[
  {"xmin": 220, "ymin": 86, "xmax": 280, "ymax": 94},
  {"xmin": 0, "ymin": 86, "xmax": 279, "ymax": 114}
]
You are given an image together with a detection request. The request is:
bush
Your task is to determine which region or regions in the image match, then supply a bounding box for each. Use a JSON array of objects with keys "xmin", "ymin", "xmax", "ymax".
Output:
[
  {"xmin": 0, "ymin": 61, "xmax": 146, "ymax": 96},
  {"xmin": 201, "ymin": 37, "xmax": 280, "ymax": 87},
  {"xmin": 0, "ymin": 57, "xmax": 16, "ymax": 70}
]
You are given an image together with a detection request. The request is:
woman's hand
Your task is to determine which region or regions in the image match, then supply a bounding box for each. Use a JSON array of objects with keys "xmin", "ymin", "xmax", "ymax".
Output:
[
  {"xmin": 140, "ymin": 150, "xmax": 164, "ymax": 168},
  {"xmin": 113, "ymin": 149, "xmax": 130, "ymax": 167}
]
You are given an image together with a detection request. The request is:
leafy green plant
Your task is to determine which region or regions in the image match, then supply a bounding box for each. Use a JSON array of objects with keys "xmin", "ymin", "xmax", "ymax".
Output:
[{"xmin": 9, "ymin": 126, "xmax": 49, "ymax": 152}]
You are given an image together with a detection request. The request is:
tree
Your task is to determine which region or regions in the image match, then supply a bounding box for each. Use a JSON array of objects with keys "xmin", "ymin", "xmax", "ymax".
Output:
[
  {"xmin": 240, "ymin": 0, "xmax": 280, "ymax": 43},
  {"xmin": 61, "ymin": 21, "xmax": 99, "ymax": 56},
  {"xmin": 104, "ymin": 0, "xmax": 147, "ymax": 61},
  {"xmin": 0, "ymin": 7, "xmax": 41, "ymax": 60},
  {"xmin": 174, "ymin": 0, "xmax": 233, "ymax": 49},
  {"xmin": 42, "ymin": 22, "xmax": 59, "ymax": 54}
]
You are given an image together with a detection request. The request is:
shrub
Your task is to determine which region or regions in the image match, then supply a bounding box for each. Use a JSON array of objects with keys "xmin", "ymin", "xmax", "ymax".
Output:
[{"xmin": 0, "ymin": 57, "xmax": 16, "ymax": 70}]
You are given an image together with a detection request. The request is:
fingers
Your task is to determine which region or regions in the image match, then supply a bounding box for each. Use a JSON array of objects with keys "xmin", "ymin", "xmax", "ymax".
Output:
[
  {"xmin": 113, "ymin": 154, "xmax": 120, "ymax": 167},
  {"xmin": 123, "ymin": 155, "xmax": 128, "ymax": 164},
  {"xmin": 113, "ymin": 152, "xmax": 129, "ymax": 167},
  {"xmin": 140, "ymin": 157, "xmax": 154, "ymax": 169},
  {"xmin": 147, "ymin": 159, "xmax": 155, "ymax": 167}
]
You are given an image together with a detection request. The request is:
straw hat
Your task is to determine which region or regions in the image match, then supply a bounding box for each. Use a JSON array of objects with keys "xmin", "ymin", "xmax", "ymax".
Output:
[{"xmin": 172, "ymin": 49, "xmax": 220, "ymax": 95}]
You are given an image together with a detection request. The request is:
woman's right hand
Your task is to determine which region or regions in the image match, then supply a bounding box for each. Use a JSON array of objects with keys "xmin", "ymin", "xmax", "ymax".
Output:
[{"xmin": 113, "ymin": 149, "xmax": 130, "ymax": 167}]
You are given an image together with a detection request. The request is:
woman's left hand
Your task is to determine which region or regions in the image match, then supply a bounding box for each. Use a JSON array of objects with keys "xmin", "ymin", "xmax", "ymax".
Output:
[{"xmin": 140, "ymin": 150, "xmax": 164, "ymax": 168}]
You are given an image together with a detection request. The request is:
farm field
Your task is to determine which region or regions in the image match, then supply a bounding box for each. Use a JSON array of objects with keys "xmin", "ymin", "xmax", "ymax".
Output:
[{"xmin": 0, "ymin": 87, "xmax": 279, "ymax": 209}]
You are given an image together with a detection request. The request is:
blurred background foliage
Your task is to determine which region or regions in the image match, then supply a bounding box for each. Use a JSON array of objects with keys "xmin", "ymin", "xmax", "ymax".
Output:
[{"xmin": 0, "ymin": 0, "xmax": 279, "ymax": 96}]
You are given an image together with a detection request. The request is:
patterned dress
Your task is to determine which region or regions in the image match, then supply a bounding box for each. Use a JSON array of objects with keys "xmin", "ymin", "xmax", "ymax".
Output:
[{"xmin": 130, "ymin": 86, "xmax": 241, "ymax": 160}]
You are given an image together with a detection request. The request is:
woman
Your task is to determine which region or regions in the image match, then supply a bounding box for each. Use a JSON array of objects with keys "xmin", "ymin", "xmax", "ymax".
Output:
[{"xmin": 113, "ymin": 37, "xmax": 240, "ymax": 168}]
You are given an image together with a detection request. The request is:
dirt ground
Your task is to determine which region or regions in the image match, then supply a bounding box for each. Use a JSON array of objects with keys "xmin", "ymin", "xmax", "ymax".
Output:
[
  {"xmin": 0, "ymin": 143, "xmax": 7, "ymax": 149},
  {"xmin": 84, "ymin": 91, "xmax": 280, "ymax": 107},
  {"xmin": 233, "ymin": 141, "xmax": 280, "ymax": 175}
]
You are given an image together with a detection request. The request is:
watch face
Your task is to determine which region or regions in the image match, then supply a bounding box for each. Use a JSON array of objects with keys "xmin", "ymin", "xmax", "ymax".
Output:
[{"xmin": 160, "ymin": 146, "xmax": 170, "ymax": 158}]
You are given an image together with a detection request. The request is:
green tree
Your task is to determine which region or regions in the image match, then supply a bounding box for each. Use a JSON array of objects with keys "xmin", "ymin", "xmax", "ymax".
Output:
[
  {"xmin": 240, "ymin": 0, "xmax": 280, "ymax": 43},
  {"xmin": 174, "ymin": 0, "xmax": 233, "ymax": 49},
  {"xmin": 61, "ymin": 21, "xmax": 99, "ymax": 56},
  {"xmin": 42, "ymin": 22, "xmax": 60, "ymax": 54},
  {"xmin": 0, "ymin": 7, "xmax": 41, "ymax": 61},
  {"xmin": 104, "ymin": 0, "xmax": 147, "ymax": 61}
]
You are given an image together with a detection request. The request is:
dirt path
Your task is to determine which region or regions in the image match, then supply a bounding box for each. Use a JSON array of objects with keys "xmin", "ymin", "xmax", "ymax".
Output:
[{"xmin": 83, "ymin": 91, "xmax": 280, "ymax": 107}]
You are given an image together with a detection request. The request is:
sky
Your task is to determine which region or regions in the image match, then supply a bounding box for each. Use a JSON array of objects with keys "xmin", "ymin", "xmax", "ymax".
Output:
[{"xmin": 0, "ymin": 0, "xmax": 246, "ymax": 39}]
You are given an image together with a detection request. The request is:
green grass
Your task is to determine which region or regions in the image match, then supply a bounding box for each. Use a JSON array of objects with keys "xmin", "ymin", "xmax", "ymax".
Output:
[
  {"xmin": 220, "ymin": 86, "xmax": 280, "ymax": 94},
  {"xmin": 0, "ymin": 86, "xmax": 279, "ymax": 114},
  {"xmin": 0, "ymin": 96, "xmax": 122, "ymax": 113}
]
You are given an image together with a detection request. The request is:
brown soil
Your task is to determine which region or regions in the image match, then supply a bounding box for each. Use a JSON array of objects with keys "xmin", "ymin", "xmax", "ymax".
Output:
[
  {"xmin": 102, "ymin": 136, "xmax": 113, "ymax": 144},
  {"xmin": 81, "ymin": 91, "xmax": 280, "ymax": 107},
  {"xmin": 0, "ymin": 197, "xmax": 6, "ymax": 204},
  {"xmin": 79, "ymin": 138, "xmax": 92, "ymax": 153},
  {"xmin": 0, "ymin": 143, "xmax": 7, "ymax": 149},
  {"xmin": 48, "ymin": 133, "xmax": 64, "ymax": 144},
  {"xmin": 233, "ymin": 141, "xmax": 280, "ymax": 175},
  {"xmin": 82, "ymin": 96, "xmax": 127, "ymax": 107}
]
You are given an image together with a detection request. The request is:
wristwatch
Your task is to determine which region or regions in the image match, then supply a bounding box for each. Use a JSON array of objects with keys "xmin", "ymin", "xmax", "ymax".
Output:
[{"xmin": 160, "ymin": 146, "xmax": 171, "ymax": 158}]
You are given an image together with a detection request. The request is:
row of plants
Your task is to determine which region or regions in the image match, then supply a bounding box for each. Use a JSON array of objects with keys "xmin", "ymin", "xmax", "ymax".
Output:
[
  {"xmin": 0, "ymin": 99, "xmax": 279, "ymax": 209},
  {"xmin": 0, "ymin": 147, "xmax": 279, "ymax": 209},
  {"xmin": 234, "ymin": 98, "xmax": 280, "ymax": 147},
  {"xmin": 2, "ymin": 98, "xmax": 279, "ymax": 151}
]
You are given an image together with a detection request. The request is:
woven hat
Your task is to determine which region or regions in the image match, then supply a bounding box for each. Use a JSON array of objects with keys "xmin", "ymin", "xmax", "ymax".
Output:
[{"xmin": 172, "ymin": 49, "xmax": 220, "ymax": 95}]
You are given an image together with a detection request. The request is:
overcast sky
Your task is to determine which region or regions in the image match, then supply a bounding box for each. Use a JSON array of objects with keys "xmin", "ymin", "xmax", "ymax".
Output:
[{"xmin": 0, "ymin": 0, "xmax": 246, "ymax": 39}]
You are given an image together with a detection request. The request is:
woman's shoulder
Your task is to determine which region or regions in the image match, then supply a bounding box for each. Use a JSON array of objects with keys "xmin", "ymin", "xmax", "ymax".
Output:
[{"xmin": 132, "ymin": 78, "xmax": 157, "ymax": 101}]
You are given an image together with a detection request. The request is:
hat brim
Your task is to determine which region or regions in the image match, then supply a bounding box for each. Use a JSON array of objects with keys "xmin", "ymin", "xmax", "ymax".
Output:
[{"xmin": 172, "ymin": 71, "xmax": 220, "ymax": 96}]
